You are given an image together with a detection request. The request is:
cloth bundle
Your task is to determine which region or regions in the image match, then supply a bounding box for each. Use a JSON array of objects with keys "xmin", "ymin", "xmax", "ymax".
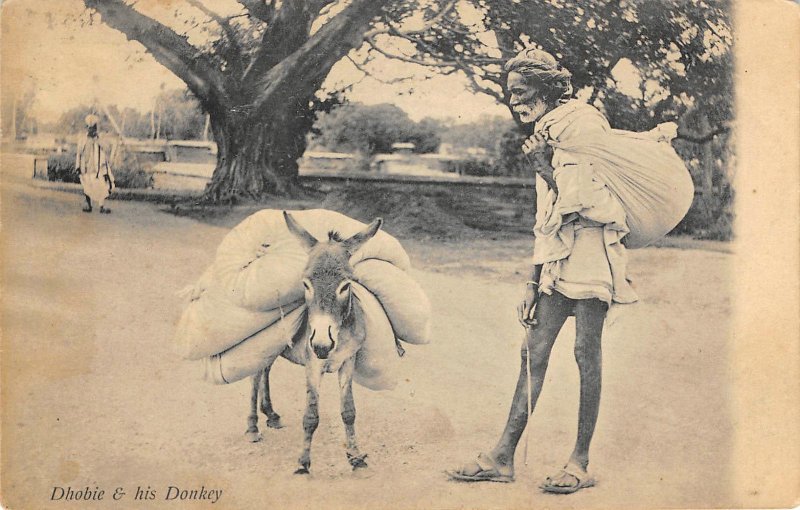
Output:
[
  {"xmin": 535, "ymin": 101, "xmax": 695, "ymax": 249},
  {"xmin": 174, "ymin": 209, "xmax": 431, "ymax": 390}
]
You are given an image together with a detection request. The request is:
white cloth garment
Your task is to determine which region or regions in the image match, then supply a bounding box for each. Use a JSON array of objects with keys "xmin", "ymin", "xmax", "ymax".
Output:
[{"xmin": 76, "ymin": 136, "xmax": 115, "ymax": 206}]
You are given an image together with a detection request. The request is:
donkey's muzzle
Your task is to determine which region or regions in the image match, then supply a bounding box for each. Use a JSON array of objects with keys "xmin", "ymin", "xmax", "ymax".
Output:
[
  {"xmin": 312, "ymin": 343, "xmax": 333, "ymax": 359},
  {"xmin": 309, "ymin": 324, "xmax": 336, "ymax": 359}
]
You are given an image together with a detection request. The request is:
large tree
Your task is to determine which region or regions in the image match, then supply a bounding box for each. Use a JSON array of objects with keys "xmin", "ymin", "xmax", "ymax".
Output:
[{"xmin": 83, "ymin": 0, "xmax": 417, "ymax": 200}]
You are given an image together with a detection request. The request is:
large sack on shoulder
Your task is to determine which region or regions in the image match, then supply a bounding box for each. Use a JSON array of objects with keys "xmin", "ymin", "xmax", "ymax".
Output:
[
  {"xmin": 353, "ymin": 259, "xmax": 432, "ymax": 345},
  {"xmin": 537, "ymin": 101, "xmax": 694, "ymax": 249},
  {"xmin": 174, "ymin": 285, "xmax": 303, "ymax": 360},
  {"xmin": 212, "ymin": 209, "xmax": 411, "ymax": 311},
  {"xmin": 202, "ymin": 306, "xmax": 306, "ymax": 384},
  {"xmin": 351, "ymin": 282, "xmax": 401, "ymax": 391}
]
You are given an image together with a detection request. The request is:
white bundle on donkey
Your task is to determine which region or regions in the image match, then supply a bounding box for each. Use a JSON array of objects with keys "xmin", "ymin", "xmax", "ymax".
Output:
[
  {"xmin": 173, "ymin": 209, "xmax": 431, "ymax": 473},
  {"xmin": 534, "ymin": 101, "xmax": 694, "ymax": 249}
]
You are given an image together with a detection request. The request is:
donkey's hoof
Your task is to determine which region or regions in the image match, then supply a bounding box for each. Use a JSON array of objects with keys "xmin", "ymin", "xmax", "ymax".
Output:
[
  {"xmin": 294, "ymin": 465, "xmax": 310, "ymax": 475},
  {"xmin": 347, "ymin": 453, "xmax": 368, "ymax": 470},
  {"xmin": 245, "ymin": 430, "xmax": 262, "ymax": 443},
  {"xmin": 266, "ymin": 415, "xmax": 284, "ymax": 429}
]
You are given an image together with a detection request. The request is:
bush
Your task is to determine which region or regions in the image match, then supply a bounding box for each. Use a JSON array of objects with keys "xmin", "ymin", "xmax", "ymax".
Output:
[
  {"xmin": 47, "ymin": 154, "xmax": 80, "ymax": 183},
  {"xmin": 47, "ymin": 150, "xmax": 154, "ymax": 189},
  {"xmin": 112, "ymin": 151, "xmax": 154, "ymax": 189},
  {"xmin": 441, "ymin": 157, "xmax": 498, "ymax": 177},
  {"xmin": 460, "ymin": 158, "xmax": 495, "ymax": 177}
]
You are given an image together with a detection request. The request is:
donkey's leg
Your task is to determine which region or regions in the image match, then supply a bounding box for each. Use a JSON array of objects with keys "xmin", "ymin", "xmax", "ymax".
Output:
[
  {"xmin": 295, "ymin": 361, "xmax": 323, "ymax": 475},
  {"xmin": 338, "ymin": 359, "xmax": 367, "ymax": 469},
  {"xmin": 246, "ymin": 370, "xmax": 264, "ymax": 442},
  {"xmin": 259, "ymin": 358, "xmax": 284, "ymax": 429}
]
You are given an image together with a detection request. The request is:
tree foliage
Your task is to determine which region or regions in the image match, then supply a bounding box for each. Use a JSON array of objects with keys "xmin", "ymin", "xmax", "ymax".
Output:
[
  {"xmin": 366, "ymin": 0, "xmax": 732, "ymax": 137},
  {"xmin": 313, "ymin": 103, "xmax": 440, "ymax": 155},
  {"xmin": 48, "ymin": 89, "xmax": 205, "ymax": 140}
]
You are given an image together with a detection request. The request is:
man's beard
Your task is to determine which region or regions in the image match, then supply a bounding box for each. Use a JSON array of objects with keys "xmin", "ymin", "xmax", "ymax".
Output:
[{"xmin": 514, "ymin": 100, "xmax": 548, "ymax": 124}]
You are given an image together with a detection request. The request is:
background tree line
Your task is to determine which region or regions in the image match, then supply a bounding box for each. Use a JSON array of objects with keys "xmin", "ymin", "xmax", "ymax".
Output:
[{"xmin": 44, "ymin": 89, "xmax": 207, "ymax": 141}]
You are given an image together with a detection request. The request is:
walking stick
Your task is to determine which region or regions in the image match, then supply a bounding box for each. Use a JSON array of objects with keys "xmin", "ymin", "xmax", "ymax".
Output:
[
  {"xmin": 524, "ymin": 335, "xmax": 532, "ymax": 466},
  {"xmin": 518, "ymin": 299, "xmax": 537, "ymax": 466}
]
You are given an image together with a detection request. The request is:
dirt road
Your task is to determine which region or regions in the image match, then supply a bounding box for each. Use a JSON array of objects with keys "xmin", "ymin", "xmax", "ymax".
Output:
[{"xmin": 2, "ymin": 155, "xmax": 734, "ymax": 509}]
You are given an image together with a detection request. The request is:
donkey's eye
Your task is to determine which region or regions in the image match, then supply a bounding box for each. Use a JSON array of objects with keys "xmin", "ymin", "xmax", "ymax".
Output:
[
  {"xmin": 302, "ymin": 278, "xmax": 313, "ymax": 297},
  {"xmin": 336, "ymin": 281, "xmax": 352, "ymax": 299}
]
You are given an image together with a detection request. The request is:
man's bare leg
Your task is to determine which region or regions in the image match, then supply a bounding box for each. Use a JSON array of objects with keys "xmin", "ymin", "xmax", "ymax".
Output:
[
  {"xmin": 542, "ymin": 298, "xmax": 606, "ymax": 491},
  {"xmin": 451, "ymin": 291, "xmax": 574, "ymax": 478}
]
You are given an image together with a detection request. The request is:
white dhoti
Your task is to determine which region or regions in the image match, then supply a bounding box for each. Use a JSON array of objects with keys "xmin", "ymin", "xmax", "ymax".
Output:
[{"xmin": 80, "ymin": 173, "xmax": 111, "ymax": 206}]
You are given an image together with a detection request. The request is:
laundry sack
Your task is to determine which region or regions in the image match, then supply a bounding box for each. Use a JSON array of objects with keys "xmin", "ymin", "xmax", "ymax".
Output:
[
  {"xmin": 203, "ymin": 283, "xmax": 401, "ymax": 390},
  {"xmin": 174, "ymin": 284, "xmax": 303, "ymax": 360},
  {"xmin": 202, "ymin": 306, "xmax": 306, "ymax": 384},
  {"xmin": 537, "ymin": 101, "xmax": 694, "ymax": 249},
  {"xmin": 212, "ymin": 209, "xmax": 411, "ymax": 311},
  {"xmin": 350, "ymin": 282, "xmax": 401, "ymax": 390},
  {"xmin": 353, "ymin": 259, "xmax": 432, "ymax": 345}
]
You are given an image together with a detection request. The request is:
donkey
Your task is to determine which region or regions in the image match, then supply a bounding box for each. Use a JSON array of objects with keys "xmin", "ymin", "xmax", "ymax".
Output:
[{"xmin": 245, "ymin": 211, "xmax": 383, "ymax": 475}]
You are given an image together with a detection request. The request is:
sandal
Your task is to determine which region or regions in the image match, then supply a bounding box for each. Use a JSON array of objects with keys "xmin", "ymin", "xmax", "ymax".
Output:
[
  {"xmin": 540, "ymin": 461, "xmax": 596, "ymax": 494},
  {"xmin": 445, "ymin": 452, "xmax": 514, "ymax": 483}
]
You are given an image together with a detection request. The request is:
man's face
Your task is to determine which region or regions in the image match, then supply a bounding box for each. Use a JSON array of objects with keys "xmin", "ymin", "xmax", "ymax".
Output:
[{"xmin": 507, "ymin": 71, "xmax": 548, "ymax": 124}]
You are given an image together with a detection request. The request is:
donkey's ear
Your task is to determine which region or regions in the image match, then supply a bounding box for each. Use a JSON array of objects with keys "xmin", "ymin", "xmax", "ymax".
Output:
[
  {"xmin": 283, "ymin": 211, "xmax": 318, "ymax": 250},
  {"xmin": 342, "ymin": 218, "xmax": 383, "ymax": 253}
]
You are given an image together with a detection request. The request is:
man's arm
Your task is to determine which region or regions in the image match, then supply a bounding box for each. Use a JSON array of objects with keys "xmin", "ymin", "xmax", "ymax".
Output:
[
  {"xmin": 518, "ymin": 264, "xmax": 543, "ymax": 326},
  {"xmin": 531, "ymin": 148, "xmax": 558, "ymax": 194},
  {"xmin": 527, "ymin": 264, "xmax": 542, "ymax": 286}
]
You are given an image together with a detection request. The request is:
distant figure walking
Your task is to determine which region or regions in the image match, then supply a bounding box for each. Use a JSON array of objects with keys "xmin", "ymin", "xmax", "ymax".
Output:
[{"xmin": 76, "ymin": 115, "xmax": 115, "ymax": 213}]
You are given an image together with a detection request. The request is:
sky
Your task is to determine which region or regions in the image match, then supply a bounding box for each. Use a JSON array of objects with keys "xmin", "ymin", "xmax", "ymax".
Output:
[{"xmin": 0, "ymin": 0, "xmax": 509, "ymax": 125}]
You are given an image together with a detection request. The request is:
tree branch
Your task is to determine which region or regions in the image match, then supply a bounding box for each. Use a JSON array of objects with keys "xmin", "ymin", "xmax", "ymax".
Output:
[
  {"xmin": 366, "ymin": 36, "xmax": 459, "ymax": 67},
  {"xmin": 676, "ymin": 125, "xmax": 731, "ymax": 144},
  {"xmin": 186, "ymin": 0, "xmax": 244, "ymax": 77},
  {"xmin": 84, "ymin": 0, "xmax": 230, "ymax": 109},
  {"xmin": 250, "ymin": 0, "xmax": 389, "ymax": 115},
  {"xmin": 456, "ymin": 64, "xmax": 504, "ymax": 101},
  {"xmin": 365, "ymin": 0, "xmax": 456, "ymax": 38},
  {"xmin": 236, "ymin": 0, "xmax": 274, "ymax": 23},
  {"xmin": 366, "ymin": 35, "xmax": 502, "ymax": 67},
  {"xmin": 346, "ymin": 54, "xmax": 415, "ymax": 85},
  {"xmin": 241, "ymin": 0, "xmax": 316, "ymax": 84}
]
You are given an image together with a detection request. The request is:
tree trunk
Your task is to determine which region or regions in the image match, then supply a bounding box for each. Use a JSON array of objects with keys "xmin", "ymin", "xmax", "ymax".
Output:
[{"xmin": 203, "ymin": 105, "xmax": 311, "ymax": 201}]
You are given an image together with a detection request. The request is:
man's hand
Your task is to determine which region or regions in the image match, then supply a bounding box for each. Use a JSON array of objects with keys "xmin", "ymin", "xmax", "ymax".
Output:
[
  {"xmin": 517, "ymin": 283, "xmax": 539, "ymax": 328},
  {"xmin": 521, "ymin": 133, "xmax": 547, "ymax": 155}
]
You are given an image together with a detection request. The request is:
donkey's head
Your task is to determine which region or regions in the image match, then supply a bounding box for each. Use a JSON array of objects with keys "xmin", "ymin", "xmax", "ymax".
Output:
[{"xmin": 283, "ymin": 212, "xmax": 383, "ymax": 360}]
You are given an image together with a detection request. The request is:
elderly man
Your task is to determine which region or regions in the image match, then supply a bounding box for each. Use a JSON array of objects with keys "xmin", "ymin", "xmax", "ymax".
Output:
[
  {"xmin": 446, "ymin": 48, "xmax": 640, "ymax": 494},
  {"xmin": 75, "ymin": 115, "xmax": 115, "ymax": 213}
]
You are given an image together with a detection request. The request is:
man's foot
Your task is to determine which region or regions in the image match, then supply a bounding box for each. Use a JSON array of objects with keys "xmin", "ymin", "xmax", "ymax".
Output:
[
  {"xmin": 540, "ymin": 461, "xmax": 595, "ymax": 494},
  {"xmin": 445, "ymin": 452, "xmax": 514, "ymax": 483},
  {"xmin": 99, "ymin": 206, "xmax": 111, "ymax": 214},
  {"xmin": 82, "ymin": 206, "xmax": 92, "ymax": 213}
]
